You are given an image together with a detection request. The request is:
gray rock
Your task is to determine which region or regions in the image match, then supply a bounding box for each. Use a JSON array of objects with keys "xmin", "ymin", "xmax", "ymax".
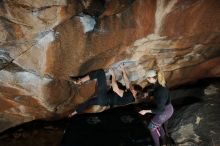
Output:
[{"xmin": 168, "ymin": 93, "xmax": 220, "ymax": 146}]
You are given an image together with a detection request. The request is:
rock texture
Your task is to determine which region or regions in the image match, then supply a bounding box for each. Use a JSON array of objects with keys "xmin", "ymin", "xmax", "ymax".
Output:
[
  {"xmin": 169, "ymin": 84, "xmax": 220, "ymax": 146},
  {"xmin": 0, "ymin": 0, "xmax": 220, "ymax": 132}
]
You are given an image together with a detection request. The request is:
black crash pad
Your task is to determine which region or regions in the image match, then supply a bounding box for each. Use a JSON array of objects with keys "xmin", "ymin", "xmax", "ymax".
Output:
[{"xmin": 60, "ymin": 104, "xmax": 153, "ymax": 146}]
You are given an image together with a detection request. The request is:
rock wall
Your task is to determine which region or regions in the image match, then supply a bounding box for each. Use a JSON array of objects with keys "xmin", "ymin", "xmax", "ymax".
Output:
[{"xmin": 0, "ymin": 0, "xmax": 220, "ymax": 132}]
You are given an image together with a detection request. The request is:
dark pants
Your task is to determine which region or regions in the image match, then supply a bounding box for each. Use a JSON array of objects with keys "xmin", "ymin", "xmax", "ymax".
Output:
[
  {"xmin": 76, "ymin": 69, "xmax": 110, "ymax": 113},
  {"xmin": 148, "ymin": 104, "xmax": 174, "ymax": 146}
]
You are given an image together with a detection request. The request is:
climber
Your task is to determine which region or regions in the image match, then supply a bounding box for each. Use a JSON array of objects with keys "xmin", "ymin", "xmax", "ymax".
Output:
[
  {"xmin": 68, "ymin": 64, "xmax": 144, "ymax": 117},
  {"xmin": 138, "ymin": 70, "xmax": 174, "ymax": 146},
  {"xmin": 142, "ymin": 84, "xmax": 155, "ymax": 104}
]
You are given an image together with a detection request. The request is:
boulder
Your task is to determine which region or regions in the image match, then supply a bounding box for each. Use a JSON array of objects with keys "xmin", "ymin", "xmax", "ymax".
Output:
[
  {"xmin": 0, "ymin": 0, "xmax": 220, "ymax": 132},
  {"xmin": 169, "ymin": 84, "xmax": 220, "ymax": 145}
]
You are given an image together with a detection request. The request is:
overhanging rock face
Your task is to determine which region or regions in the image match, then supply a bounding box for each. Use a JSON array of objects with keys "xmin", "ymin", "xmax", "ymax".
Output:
[{"xmin": 0, "ymin": 0, "xmax": 220, "ymax": 132}]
